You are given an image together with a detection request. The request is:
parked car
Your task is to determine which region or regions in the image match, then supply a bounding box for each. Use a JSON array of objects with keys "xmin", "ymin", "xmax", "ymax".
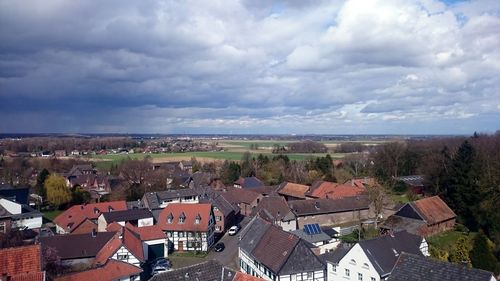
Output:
[
  {"xmin": 150, "ymin": 258, "xmax": 172, "ymax": 276},
  {"xmin": 214, "ymin": 242, "xmax": 225, "ymax": 252},
  {"xmin": 228, "ymin": 225, "xmax": 240, "ymax": 236}
]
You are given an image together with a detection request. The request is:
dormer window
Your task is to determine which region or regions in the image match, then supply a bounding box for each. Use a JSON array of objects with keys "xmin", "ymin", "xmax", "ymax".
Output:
[
  {"xmin": 167, "ymin": 213, "xmax": 173, "ymax": 224},
  {"xmin": 179, "ymin": 212, "xmax": 186, "ymax": 224},
  {"xmin": 94, "ymin": 208, "xmax": 100, "ymax": 214},
  {"xmin": 108, "ymin": 206, "xmax": 114, "ymax": 212},
  {"xmin": 195, "ymin": 213, "xmax": 201, "ymax": 224}
]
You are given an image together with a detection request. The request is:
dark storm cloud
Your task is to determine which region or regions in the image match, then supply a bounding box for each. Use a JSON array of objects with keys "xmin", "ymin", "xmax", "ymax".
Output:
[{"xmin": 0, "ymin": 0, "xmax": 499, "ymax": 134}]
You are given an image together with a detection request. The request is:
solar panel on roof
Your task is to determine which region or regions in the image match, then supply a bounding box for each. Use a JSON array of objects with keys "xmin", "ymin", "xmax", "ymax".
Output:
[{"xmin": 304, "ymin": 223, "xmax": 321, "ymax": 235}]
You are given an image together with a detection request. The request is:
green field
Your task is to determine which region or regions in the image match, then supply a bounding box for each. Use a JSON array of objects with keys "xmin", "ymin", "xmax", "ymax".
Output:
[{"xmin": 90, "ymin": 151, "xmax": 344, "ymax": 162}]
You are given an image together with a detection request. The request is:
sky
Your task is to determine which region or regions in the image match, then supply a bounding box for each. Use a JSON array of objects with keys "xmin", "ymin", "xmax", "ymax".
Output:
[{"xmin": 0, "ymin": 0, "xmax": 499, "ymax": 135}]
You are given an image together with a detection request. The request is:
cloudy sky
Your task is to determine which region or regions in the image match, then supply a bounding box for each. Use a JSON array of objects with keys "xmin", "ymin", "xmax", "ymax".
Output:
[{"xmin": 0, "ymin": 0, "xmax": 499, "ymax": 134}]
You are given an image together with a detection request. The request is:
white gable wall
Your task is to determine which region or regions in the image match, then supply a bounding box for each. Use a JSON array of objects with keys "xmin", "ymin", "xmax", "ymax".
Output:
[
  {"xmin": 330, "ymin": 244, "xmax": 381, "ymax": 281},
  {"xmin": 138, "ymin": 217, "xmax": 154, "ymax": 227},
  {"xmin": 111, "ymin": 246, "xmax": 141, "ymax": 268},
  {"xmin": 0, "ymin": 198, "xmax": 21, "ymax": 214}
]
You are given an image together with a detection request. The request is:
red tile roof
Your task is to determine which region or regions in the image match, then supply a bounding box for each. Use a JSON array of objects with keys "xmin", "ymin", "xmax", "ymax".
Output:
[
  {"xmin": 53, "ymin": 201, "xmax": 127, "ymax": 233},
  {"xmin": 10, "ymin": 272, "xmax": 45, "ymax": 281},
  {"xmin": 93, "ymin": 227, "xmax": 145, "ymax": 266},
  {"xmin": 71, "ymin": 219, "xmax": 98, "ymax": 234},
  {"xmin": 126, "ymin": 223, "xmax": 166, "ymax": 241},
  {"xmin": 309, "ymin": 181, "xmax": 365, "ymax": 199},
  {"xmin": 54, "ymin": 260, "xmax": 142, "ymax": 281},
  {"xmin": 0, "ymin": 245, "xmax": 43, "ymax": 280},
  {"xmin": 233, "ymin": 272, "xmax": 266, "ymax": 281},
  {"xmin": 158, "ymin": 203, "xmax": 213, "ymax": 232},
  {"xmin": 412, "ymin": 196, "xmax": 456, "ymax": 225},
  {"xmin": 278, "ymin": 182, "xmax": 309, "ymax": 199}
]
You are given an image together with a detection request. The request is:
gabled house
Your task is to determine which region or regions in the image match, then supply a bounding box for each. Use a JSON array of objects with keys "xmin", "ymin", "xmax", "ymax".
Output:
[
  {"xmin": 142, "ymin": 189, "xmax": 200, "ymax": 210},
  {"xmin": 234, "ymin": 177, "xmax": 265, "ymax": 189},
  {"xmin": 381, "ymin": 196, "xmax": 456, "ymax": 237},
  {"xmin": 126, "ymin": 224, "xmax": 168, "ymax": 260},
  {"xmin": 93, "ymin": 227, "xmax": 145, "ymax": 268},
  {"xmin": 97, "ymin": 208, "xmax": 154, "ymax": 232},
  {"xmin": 40, "ymin": 231, "xmax": 117, "ymax": 267},
  {"xmin": 252, "ymin": 196, "xmax": 297, "ymax": 232},
  {"xmin": 277, "ymin": 182, "xmax": 310, "ymax": 201},
  {"xmin": 0, "ymin": 244, "xmax": 46, "ymax": 281},
  {"xmin": 53, "ymin": 260, "xmax": 142, "ymax": 281},
  {"xmin": 157, "ymin": 203, "xmax": 215, "ymax": 252},
  {"xmin": 220, "ymin": 187, "xmax": 262, "ymax": 216},
  {"xmin": 199, "ymin": 188, "xmax": 240, "ymax": 234},
  {"xmin": 53, "ymin": 201, "xmax": 128, "ymax": 234},
  {"xmin": 239, "ymin": 216, "xmax": 326, "ymax": 281},
  {"xmin": 306, "ymin": 181, "xmax": 366, "ymax": 199},
  {"xmin": 387, "ymin": 252, "xmax": 495, "ymax": 281},
  {"xmin": 288, "ymin": 196, "xmax": 371, "ymax": 228},
  {"xmin": 0, "ymin": 196, "xmax": 42, "ymax": 232},
  {"xmin": 323, "ymin": 231, "xmax": 429, "ymax": 281}
]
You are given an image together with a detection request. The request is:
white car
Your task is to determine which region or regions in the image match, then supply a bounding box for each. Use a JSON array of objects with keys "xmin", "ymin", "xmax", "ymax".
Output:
[{"xmin": 228, "ymin": 225, "xmax": 240, "ymax": 236}]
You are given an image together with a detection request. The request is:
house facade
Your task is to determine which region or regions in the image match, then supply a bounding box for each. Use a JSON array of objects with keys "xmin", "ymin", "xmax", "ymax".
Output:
[
  {"xmin": 323, "ymin": 231, "xmax": 429, "ymax": 281},
  {"xmin": 157, "ymin": 203, "xmax": 215, "ymax": 252},
  {"xmin": 97, "ymin": 208, "xmax": 154, "ymax": 232},
  {"xmin": 239, "ymin": 217, "xmax": 326, "ymax": 281},
  {"xmin": 0, "ymin": 197, "xmax": 42, "ymax": 231}
]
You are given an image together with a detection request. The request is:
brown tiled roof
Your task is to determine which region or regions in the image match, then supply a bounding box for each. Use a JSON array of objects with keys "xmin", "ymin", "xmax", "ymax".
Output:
[
  {"xmin": 0, "ymin": 245, "xmax": 42, "ymax": 278},
  {"xmin": 308, "ymin": 181, "xmax": 366, "ymax": 199},
  {"xmin": 157, "ymin": 203, "xmax": 213, "ymax": 232},
  {"xmin": 251, "ymin": 225, "xmax": 300, "ymax": 273},
  {"xmin": 288, "ymin": 196, "xmax": 370, "ymax": 216},
  {"xmin": 278, "ymin": 182, "xmax": 309, "ymax": 199},
  {"xmin": 54, "ymin": 260, "xmax": 142, "ymax": 281},
  {"xmin": 53, "ymin": 201, "xmax": 127, "ymax": 233},
  {"xmin": 411, "ymin": 196, "xmax": 456, "ymax": 225},
  {"xmin": 252, "ymin": 196, "xmax": 294, "ymax": 222},
  {"xmin": 220, "ymin": 188, "xmax": 261, "ymax": 205}
]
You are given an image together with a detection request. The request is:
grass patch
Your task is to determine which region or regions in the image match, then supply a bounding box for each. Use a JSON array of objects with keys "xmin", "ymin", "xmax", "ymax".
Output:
[
  {"xmin": 170, "ymin": 251, "xmax": 208, "ymax": 258},
  {"xmin": 390, "ymin": 193, "xmax": 411, "ymax": 204},
  {"xmin": 43, "ymin": 210, "xmax": 64, "ymax": 221},
  {"xmin": 427, "ymin": 230, "xmax": 476, "ymax": 253}
]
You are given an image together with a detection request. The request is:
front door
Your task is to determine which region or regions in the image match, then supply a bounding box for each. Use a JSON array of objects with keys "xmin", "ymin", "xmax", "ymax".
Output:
[{"xmin": 178, "ymin": 241, "xmax": 184, "ymax": 252}]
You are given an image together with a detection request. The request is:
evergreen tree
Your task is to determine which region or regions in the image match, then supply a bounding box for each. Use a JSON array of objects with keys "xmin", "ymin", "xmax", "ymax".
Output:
[
  {"xmin": 470, "ymin": 232, "xmax": 499, "ymax": 274},
  {"xmin": 36, "ymin": 168, "xmax": 50, "ymax": 198}
]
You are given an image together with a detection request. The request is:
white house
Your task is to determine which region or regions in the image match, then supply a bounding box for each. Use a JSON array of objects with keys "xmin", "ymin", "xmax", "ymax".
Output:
[
  {"xmin": 239, "ymin": 216, "xmax": 326, "ymax": 281},
  {"xmin": 142, "ymin": 189, "xmax": 200, "ymax": 210},
  {"xmin": 97, "ymin": 208, "xmax": 154, "ymax": 232},
  {"xmin": 323, "ymin": 231, "xmax": 429, "ymax": 281},
  {"xmin": 0, "ymin": 197, "xmax": 42, "ymax": 231},
  {"xmin": 94, "ymin": 228, "xmax": 145, "ymax": 268},
  {"xmin": 157, "ymin": 203, "xmax": 215, "ymax": 252}
]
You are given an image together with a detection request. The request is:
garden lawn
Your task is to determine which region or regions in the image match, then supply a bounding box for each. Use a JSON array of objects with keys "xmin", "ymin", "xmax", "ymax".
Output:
[{"xmin": 43, "ymin": 210, "xmax": 64, "ymax": 221}]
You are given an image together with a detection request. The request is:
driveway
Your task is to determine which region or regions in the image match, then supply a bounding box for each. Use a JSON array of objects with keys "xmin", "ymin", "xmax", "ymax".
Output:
[{"xmin": 206, "ymin": 216, "xmax": 250, "ymax": 270}]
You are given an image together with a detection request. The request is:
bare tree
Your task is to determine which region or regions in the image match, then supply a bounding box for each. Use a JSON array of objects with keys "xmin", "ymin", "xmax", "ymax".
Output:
[{"xmin": 366, "ymin": 184, "xmax": 388, "ymax": 229}]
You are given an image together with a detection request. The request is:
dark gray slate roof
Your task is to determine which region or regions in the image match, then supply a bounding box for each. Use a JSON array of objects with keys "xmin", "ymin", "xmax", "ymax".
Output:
[
  {"xmin": 320, "ymin": 243, "xmax": 352, "ymax": 264},
  {"xmin": 239, "ymin": 216, "xmax": 271, "ymax": 254},
  {"xmin": 252, "ymin": 196, "xmax": 295, "ymax": 222},
  {"xmin": 0, "ymin": 186, "xmax": 30, "ymax": 204},
  {"xmin": 388, "ymin": 253, "xmax": 495, "ymax": 281},
  {"xmin": 142, "ymin": 188, "xmax": 199, "ymax": 209},
  {"xmin": 236, "ymin": 177, "xmax": 264, "ymax": 189},
  {"xmin": 279, "ymin": 240, "xmax": 325, "ymax": 275},
  {"xmin": 149, "ymin": 260, "xmax": 235, "ymax": 281},
  {"xmin": 40, "ymin": 232, "xmax": 115, "ymax": 259},
  {"xmin": 291, "ymin": 229, "xmax": 332, "ymax": 244},
  {"xmin": 358, "ymin": 231, "xmax": 424, "ymax": 277},
  {"xmin": 102, "ymin": 208, "xmax": 153, "ymax": 223},
  {"xmin": 199, "ymin": 189, "xmax": 239, "ymax": 217},
  {"xmin": 288, "ymin": 196, "xmax": 370, "ymax": 216}
]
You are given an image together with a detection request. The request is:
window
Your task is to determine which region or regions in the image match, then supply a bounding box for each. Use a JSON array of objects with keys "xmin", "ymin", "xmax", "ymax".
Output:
[
  {"xmin": 358, "ymin": 273, "xmax": 363, "ymax": 281},
  {"xmin": 167, "ymin": 213, "xmax": 173, "ymax": 224},
  {"xmin": 307, "ymin": 272, "xmax": 313, "ymax": 278},
  {"xmin": 350, "ymin": 259, "xmax": 357, "ymax": 265},
  {"xmin": 371, "ymin": 278, "xmax": 376, "ymax": 281},
  {"xmin": 179, "ymin": 216, "xmax": 185, "ymax": 223},
  {"xmin": 332, "ymin": 265, "xmax": 337, "ymax": 272},
  {"xmin": 0, "ymin": 222, "xmax": 6, "ymax": 233},
  {"xmin": 117, "ymin": 254, "xmax": 128, "ymax": 260},
  {"xmin": 216, "ymin": 216, "xmax": 222, "ymax": 221},
  {"xmin": 363, "ymin": 263, "xmax": 369, "ymax": 269},
  {"xmin": 179, "ymin": 232, "xmax": 184, "ymax": 238},
  {"xmin": 345, "ymin": 269, "xmax": 350, "ymax": 277}
]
